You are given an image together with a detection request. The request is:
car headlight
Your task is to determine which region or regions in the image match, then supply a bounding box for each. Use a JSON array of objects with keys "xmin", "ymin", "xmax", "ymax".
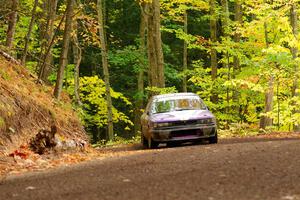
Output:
[
  {"xmin": 212, "ymin": 117, "xmax": 217, "ymax": 124},
  {"xmin": 206, "ymin": 118, "xmax": 213, "ymax": 123},
  {"xmin": 154, "ymin": 122, "xmax": 171, "ymax": 128},
  {"xmin": 198, "ymin": 118, "xmax": 214, "ymax": 124}
]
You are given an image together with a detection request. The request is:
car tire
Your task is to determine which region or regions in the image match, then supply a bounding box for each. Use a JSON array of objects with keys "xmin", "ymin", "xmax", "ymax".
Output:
[
  {"xmin": 141, "ymin": 135, "xmax": 148, "ymax": 149},
  {"xmin": 142, "ymin": 135, "xmax": 159, "ymax": 149},
  {"xmin": 193, "ymin": 140, "xmax": 203, "ymax": 145},
  {"xmin": 148, "ymin": 138, "xmax": 159, "ymax": 149},
  {"xmin": 167, "ymin": 141, "xmax": 180, "ymax": 148},
  {"xmin": 209, "ymin": 132, "xmax": 218, "ymax": 144}
]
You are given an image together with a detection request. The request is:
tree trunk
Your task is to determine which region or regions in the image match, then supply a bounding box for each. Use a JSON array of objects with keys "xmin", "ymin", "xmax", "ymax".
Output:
[
  {"xmin": 6, "ymin": 0, "xmax": 18, "ymax": 50},
  {"xmin": 233, "ymin": 0, "xmax": 242, "ymax": 74},
  {"xmin": 221, "ymin": 0, "xmax": 230, "ymax": 124},
  {"xmin": 259, "ymin": 4, "xmax": 274, "ymax": 130},
  {"xmin": 221, "ymin": 0, "xmax": 229, "ymax": 35},
  {"xmin": 182, "ymin": 10, "xmax": 188, "ymax": 92},
  {"xmin": 233, "ymin": 0, "xmax": 243, "ymax": 118},
  {"xmin": 290, "ymin": 3, "xmax": 300, "ymax": 131},
  {"xmin": 72, "ymin": 14, "xmax": 82, "ymax": 106},
  {"xmin": 147, "ymin": 0, "xmax": 165, "ymax": 89},
  {"xmin": 153, "ymin": 0, "xmax": 165, "ymax": 88},
  {"xmin": 38, "ymin": 0, "xmax": 58, "ymax": 83},
  {"xmin": 53, "ymin": 0, "xmax": 73, "ymax": 99},
  {"xmin": 22, "ymin": 0, "xmax": 39, "ymax": 65},
  {"xmin": 147, "ymin": 11, "xmax": 156, "ymax": 87},
  {"xmin": 134, "ymin": 3, "xmax": 148, "ymax": 136},
  {"xmin": 102, "ymin": 0, "xmax": 108, "ymax": 47},
  {"xmin": 97, "ymin": 0, "xmax": 114, "ymax": 141},
  {"xmin": 210, "ymin": 0, "xmax": 218, "ymax": 103},
  {"xmin": 260, "ymin": 77, "xmax": 274, "ymax": 129}
]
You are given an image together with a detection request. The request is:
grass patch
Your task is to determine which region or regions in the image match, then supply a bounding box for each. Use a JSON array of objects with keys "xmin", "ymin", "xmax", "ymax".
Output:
[
  {"xmin": 219, "ymin": 123, "xmax": 259, "ymax": 138},
  {"xmin": 92, "ymin": 135, "xmax": 141, "ymax": 148}
]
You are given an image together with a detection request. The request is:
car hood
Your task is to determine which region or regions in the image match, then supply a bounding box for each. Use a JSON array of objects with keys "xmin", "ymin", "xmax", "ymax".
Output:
[{"xmin": 150, "ymin": 110, "xmax": 214, "ymax": 123}]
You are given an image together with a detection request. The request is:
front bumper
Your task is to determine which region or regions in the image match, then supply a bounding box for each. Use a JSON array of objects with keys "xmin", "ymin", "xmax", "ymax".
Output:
[{"xmin": 150, "ymin": 124, "xmax": 217, "ymax": 142}]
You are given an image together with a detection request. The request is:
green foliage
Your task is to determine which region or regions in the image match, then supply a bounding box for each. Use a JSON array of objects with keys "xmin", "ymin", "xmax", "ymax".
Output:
[
  {"xmin": 108, "ymin": 44, "xmax": 147, "ymax": 103},
  {"xmin": 263, "ymin": 90, "xmax": 300, "ymax": 131},
  {"xmin": 109, "ymin": 45, "xmax": 147, "ymax": 73},
  {"xmin": 25, "ymin": 61, "xmax": 38, "ymax": 74},
  {"xmin": 189, "ymin": 61, "xmax": 264, "ymax": 128},
  {"xmin": 145, "ymin": 86, "xmax": 178, "ymax": 95},
  {"xmin": 67, "ymin": 75, "xmax": 133, "ymax": 131}
]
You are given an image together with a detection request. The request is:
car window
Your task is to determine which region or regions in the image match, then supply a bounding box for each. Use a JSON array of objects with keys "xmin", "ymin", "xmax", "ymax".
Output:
[{"xmin": 151, "ymin": 97, "xmax": 206, "ymax": 114}]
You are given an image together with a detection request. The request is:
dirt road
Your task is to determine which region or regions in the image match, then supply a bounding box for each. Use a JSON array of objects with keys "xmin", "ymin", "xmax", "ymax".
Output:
[{"xmin": 1, "ymin": 138, "xmax": 300, "ymax": 200}]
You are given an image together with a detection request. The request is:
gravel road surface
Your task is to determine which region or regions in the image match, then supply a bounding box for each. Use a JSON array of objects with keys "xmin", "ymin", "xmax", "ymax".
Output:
[{"xmin": 1, "ymin": 138, "xmax": 300, "ymax": 200}]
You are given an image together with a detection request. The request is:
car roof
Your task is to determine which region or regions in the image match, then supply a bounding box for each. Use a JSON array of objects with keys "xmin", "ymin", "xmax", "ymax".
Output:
[{"xmin": 152, "ymin": 92, "xmax": 200, "ymax": 101}]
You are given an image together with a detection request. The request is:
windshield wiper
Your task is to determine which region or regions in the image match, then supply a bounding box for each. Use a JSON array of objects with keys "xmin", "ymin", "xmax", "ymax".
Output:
[
  {"xmin": 153, "ymin": 111, "xmax": 168, "ymax": 114},
  {"xmin": 174, "ymin": 108, "xmax": 194, "ymax": 111}
]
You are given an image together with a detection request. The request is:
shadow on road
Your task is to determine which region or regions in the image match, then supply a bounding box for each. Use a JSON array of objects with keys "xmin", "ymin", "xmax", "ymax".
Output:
[
  {"xmin": 96, "ymin": 136, "xmax": 300, "ymax": 153},
  {"xmin": 220, "ymin": 136, "xmax": 300, "ymax": 145}
]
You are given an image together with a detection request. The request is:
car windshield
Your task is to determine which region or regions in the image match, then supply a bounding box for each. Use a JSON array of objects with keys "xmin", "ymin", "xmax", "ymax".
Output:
[{"xmin": 151, "ymin": 97, "xmax": 207, "ymax": 114}]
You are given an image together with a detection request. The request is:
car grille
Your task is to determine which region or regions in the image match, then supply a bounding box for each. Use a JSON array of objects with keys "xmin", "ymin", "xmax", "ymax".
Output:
[
  {"xmin": 171, "ymin": 118, "xmax": 213, "ymax": 126},
  {"xmin": 171, "ymin": 129, "xmax": 200, "ymax": 137},
  {"xmin": 170, "ymin": 127, "xmax": 216, "ymax": 138}
]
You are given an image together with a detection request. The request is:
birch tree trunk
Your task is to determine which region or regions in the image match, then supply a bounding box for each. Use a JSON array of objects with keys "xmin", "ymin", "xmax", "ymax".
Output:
[
  {"xmin": 53, "ymin": 0, "xmax": 73, "ymax": 99},
  {"xmin": 290, "ymin": 3, "xmax": 299, "ymax": 131},
  {"xmin": 6, "ymin": 0, "xmax": 18, "ymax": 50},
  {"xmin": 210, "ymin": 0, "xmax": 218, "ymax": 103},
  {"xmin": 97, "ymin": 0, "xmax": 114, "ymax": 141},
  {"xmin": 22, "ymin": 0, "xmax": 39, "ymax": 65}
]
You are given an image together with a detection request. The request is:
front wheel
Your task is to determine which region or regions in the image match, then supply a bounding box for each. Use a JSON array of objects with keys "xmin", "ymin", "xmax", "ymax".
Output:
[
  {"xmin": 209, "ymin": 132, "xmax": 218, "ymax": 144},
  {"xmin": 167, "ymin": 141, "xmax": 180, "ymax": 148},
  {"xmin": 142, "ymin": 135, "xmax": 159, "ymax": 149},
  {"xmin": 141, "ymin": 135, "xmax": 148, "ymax": 149},
  {"xmin": 148, "ymin": 138, "xmax": 159, "ymax": 149}
]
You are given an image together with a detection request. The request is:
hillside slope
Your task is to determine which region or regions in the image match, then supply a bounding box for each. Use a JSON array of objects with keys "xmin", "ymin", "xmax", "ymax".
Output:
[{"xmin": 0, "ymin": 54, "xmax": 87, "ymax": 155}]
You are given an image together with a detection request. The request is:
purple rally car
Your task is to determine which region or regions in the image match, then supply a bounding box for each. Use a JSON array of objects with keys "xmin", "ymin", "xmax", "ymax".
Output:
[{"xmin": 141, "ymin": 93, "xmax": 217, "ymax": 149}]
